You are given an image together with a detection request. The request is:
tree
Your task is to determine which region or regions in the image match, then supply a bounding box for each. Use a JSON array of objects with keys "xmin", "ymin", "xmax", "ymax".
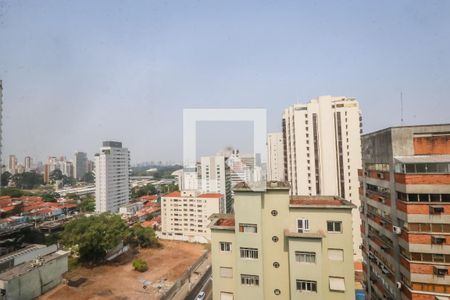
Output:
[
  {"xmin": 49, "ymin": 169, "xmax": 63, "ymax": 182},
  {"xmin": 11, "ymin": 171, "xmax": 43, "ymax": 189},
  {"xmin": 131, "ymin": 183, "xmax": 157, "ymax": 199},
  {"xmin": 1, "ymin": 171, "xmax": 12, "ymax": 187},
  {"xmin": 61, "ymin": 213, "xmax": 129, "ymax": 263},
  {"xmin": 127, "ymin": 224, "xmax": 158, "ymax": 248},
  {"xmin": 81, "ymin": 172, "xmax": 95, "ymax": 183},
  {"xmin": 132, "ymin": 258, "xmax": 148, "ymax": 272},
  {"xmin": 40, "ymin": 191, "xmax": 60, "ymax": 202},
  {"xmin": 0, "ymin": 187, "xmax": 29, "ymax": 197},
  {"xmin": 77, "ymin": 198, "xmax": 95, "ymax": 212}
]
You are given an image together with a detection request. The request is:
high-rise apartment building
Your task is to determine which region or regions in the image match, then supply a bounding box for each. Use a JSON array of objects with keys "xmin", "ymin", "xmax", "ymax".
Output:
[
  {"xmin": 360, "ymin": 124, "xmax": 450, "ymax": 300},
  {"xmin": 8, "ymin": 155, "xmax": 17, "ymax": 174},
  {"xmin": 161, "ymin": 190, "xmax": 225, "ymax": 243},
  {"xmin": 210, "ymin": 182, "xmax": 356, "ymax": 300},
  {"xmin": 201, "ymin": 155, "xmax": 233, "ymax": 212},
  {"xmin": 95, "ymin": 141, "xmax": 130, "ymax": 213},
  {"xmin": 74, "ymin": 151, "xmax": 88, "ymax": 180},
  {"xmin": 267, "ymin": 132, "xmax": 285, "ymax": 182},
  {"xmin": 24, "ymin": 156, "xmax": 32, "ymax": 171},
  {"xmin": 283, "ymin": 96, "xmax": 363, "ymax": 260}
]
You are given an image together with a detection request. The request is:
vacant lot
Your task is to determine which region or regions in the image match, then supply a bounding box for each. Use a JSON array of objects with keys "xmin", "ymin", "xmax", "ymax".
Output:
[{"xmin": 40, "ymin": 240, "xmax": 206, "ymax": 300}]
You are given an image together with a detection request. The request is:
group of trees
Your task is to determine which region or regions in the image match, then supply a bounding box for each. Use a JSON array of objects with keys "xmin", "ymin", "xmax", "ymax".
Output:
[
  {"xmin": 131, "ymin": 182, "xmax": 178, "ymax": 199},
  {"xmin": 1, "ymin": 171, "xmax": 43, "ymax": 189},
  {"xmin": 61, "ymin": 213, "xmax": 159, "ymax": 263}
]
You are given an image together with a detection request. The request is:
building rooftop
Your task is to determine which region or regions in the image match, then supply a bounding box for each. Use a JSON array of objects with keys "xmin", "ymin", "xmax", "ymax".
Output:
[
  {"xmin": 209, "ymin": 214, "xmax": 235, "ymax": 231},
  {"xmin": 162, "ymin": 191, "xmax": 223, "ymax": 199},
  {"xmin": 0, "ymin": 250, "xmax": 68, "ymax": 281},
  {"xmin": 290, "ymin": 196, "xmax": 356, "ymax": 209},
  {"xmin": 362, "ymin": 123, "xmax": 450, "ymax": 137},
  {"xmin": 234, "ymin": 181, "xmax": 290, "ymax": 191}
]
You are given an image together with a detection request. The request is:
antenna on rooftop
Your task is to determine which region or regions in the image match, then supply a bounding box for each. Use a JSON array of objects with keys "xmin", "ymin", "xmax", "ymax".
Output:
[{"xmin": 400, "ymin": 91, "xmax": 404, "ymax": 126}]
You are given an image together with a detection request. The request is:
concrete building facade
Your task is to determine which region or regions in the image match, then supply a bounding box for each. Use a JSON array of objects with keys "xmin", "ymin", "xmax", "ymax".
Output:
[
  {"xmin": 359, "ymin": 124, "xmax": 450, "ymax": 300},
  {"xmin": 95, "ymin": 141, "xmax": 130, "ymax": 213},
  {"xmin": 201, "ymin": 155, "xmax": 233, "ymax": 213},
  {"xmin": 283, "ymin": 96, "xmax": 363, "ymax": 260},
  {"xmin": 267, "ymin": 132, "xmax": 285, "ymax": 182},
  {"xmin": 74, "ymin": 151, "xmax": 88, "ymax": 180},
  {"xmin": 210, "ymin": 182, "xmax": 356, "ymax": 300},
  {"xmin": 161, "ymin": 190, "xmax": 225, "ymax": 243}
]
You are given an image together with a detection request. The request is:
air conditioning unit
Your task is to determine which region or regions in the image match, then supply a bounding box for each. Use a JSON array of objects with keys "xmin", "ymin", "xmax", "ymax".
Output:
[
  {"xmin": 396, "ymin": 282, "xmax": 402, "ymax": 289},
  {"xmin": 393, "ymin": 226, "xmax": 401, "ymax": 234}
]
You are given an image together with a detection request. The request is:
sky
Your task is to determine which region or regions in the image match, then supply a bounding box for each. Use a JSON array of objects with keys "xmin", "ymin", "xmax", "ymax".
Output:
[{"xmin": 0, "ymin": 0, "xmax": 449, "ymax": 164}]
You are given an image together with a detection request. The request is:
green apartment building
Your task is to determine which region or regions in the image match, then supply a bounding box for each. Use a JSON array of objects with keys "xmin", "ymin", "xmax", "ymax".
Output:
[{"xmin": 209, "ymin": 182, "xmax": 356, "ymax": 300}]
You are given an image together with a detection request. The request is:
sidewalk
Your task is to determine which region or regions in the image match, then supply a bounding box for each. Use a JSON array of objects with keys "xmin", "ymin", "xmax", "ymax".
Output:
[{"xmin": 172, "ymin": 254, "xmax": 211, "ymax": 300}]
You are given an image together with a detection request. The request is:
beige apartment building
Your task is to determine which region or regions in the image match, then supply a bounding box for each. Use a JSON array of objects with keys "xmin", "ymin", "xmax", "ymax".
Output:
[
  {"xmin": 161, "ymin": 190, "xmax": 225, "ymax": 243},
  {"xmin": 283, "ymin": 96, "xmax": 363, "ymax": 260},
  {"xmin": 210, "ymin": 182, "xmax": 356, "ymax": 300}
]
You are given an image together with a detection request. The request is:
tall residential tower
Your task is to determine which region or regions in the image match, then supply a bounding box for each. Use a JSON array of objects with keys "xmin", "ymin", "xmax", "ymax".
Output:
[
  {"xmin": 283, "ymin": 96, "xmax": 363, "ymax": 260},
  {"xmin": 95, "ymin": 141, "xmax": 130, "ymax": 213},
  {"xmin": 267, "ymin": 132, "xmax": 285, "ymax": 182}
]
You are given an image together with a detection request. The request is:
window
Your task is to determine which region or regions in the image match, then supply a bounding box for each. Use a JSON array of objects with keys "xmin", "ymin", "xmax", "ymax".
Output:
[
  {"xmin": 297, "ymin": 219, "xmax": 309, "ymax": 233},
  {"xmin": 295, "ymin": 251, "xmax": 316, "ymax": 263},
  {"xmin": 274, "ymin": 289, "xmax": 281, "ymax": 295},
  {"xmin": 296, "ymin": 280, "xmax": 317, "ymax": 292},
  {"xmin": 328, "ymin": 249, "xmax": 344, "ymax": 261},
  {"xmin": 220, "ymin": 242, "xmax": 231, "ymax": 252},
  {"xmin": 240, "ymin": 247, "xmax": 258, "ymax": 259},
  {"xmin": 329, "ymin": 277, "xmax": 345, "ymax": 292},
  {"xmin": 241, "ymin": 274, "xmax": 259, "ymax": 286},
  {"xmin": 220, "ymin": 292, "xmax": 234, "ymax": 300},
  {"xmin": 432, "ymin": 236, "xmax": 446, "ymax": 245},
  {"xmin": 327, "ymin": 221, "xmax": 342, "ymax": 233},
  {"xmin": 273, "ymin": 262, "xmax": 280, "ymax": 268},
  {"xmin": 433, "ymin": 266, "xmax": 448, "ymax": 277},
  {"xmin": 271, "ymin": 210, "xmax": 278, "ymax": 216},
  {"xmin": 239, "ymin": 223, "xmax": 257, "ymax": 233},
  {"xmin": 272, "ymin": 236, "xmax": 279, "ymax": 242},
  {"xmin": 220, "ymin": 267, "xmax": 233, "ymax": 278}
]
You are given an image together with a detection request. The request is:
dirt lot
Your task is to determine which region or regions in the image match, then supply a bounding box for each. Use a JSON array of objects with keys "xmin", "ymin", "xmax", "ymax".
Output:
[{"xmin": 40, "ymin": 240, "xmax": 206, "ymax": 300}]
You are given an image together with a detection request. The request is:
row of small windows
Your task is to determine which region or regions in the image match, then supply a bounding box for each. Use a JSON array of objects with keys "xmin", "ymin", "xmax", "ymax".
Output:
[{"xmin": 397, "ymin": 192, "xmax": 450, "ymax": 203}]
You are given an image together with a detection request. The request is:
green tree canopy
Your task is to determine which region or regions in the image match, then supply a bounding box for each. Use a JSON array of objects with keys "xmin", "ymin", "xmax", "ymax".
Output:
[
  {"xmin": 81, "ymin": 172, "xmax": 95, "ymax": 183},
  {"xmin": 61, "ymin": 213, "xmax": 129, "ymax": 263},
  {"xmin": 77, "ymin": 197, "xmax": 95, "ymax": 212},
  {"xmin": 1, "ymin": 171, "xmax": 12, "ymax": 187},
  {"xmin": 127, "ymin": 224, "xmax": 158, "ymax": 248},
  {"xmin": 49, "ymin": 169, "xmax": 63, "ymax": 182}
]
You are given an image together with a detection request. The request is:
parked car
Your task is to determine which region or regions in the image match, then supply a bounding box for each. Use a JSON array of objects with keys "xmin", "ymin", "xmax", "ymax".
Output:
[{"xmin": 196, "ymin": 291, "xmax": 205, "ymax": 300}]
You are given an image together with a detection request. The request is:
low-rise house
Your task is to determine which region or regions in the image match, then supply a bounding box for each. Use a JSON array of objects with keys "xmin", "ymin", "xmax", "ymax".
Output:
[{"xmin": 0, "ymin": 244, "xmax": 68, "ymax": 300}]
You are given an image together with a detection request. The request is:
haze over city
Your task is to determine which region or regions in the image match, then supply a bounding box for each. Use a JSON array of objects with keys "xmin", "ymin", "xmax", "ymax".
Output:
[{"xmin": 0, "ymin": 0, "xmax": 449, "ymax": 163}]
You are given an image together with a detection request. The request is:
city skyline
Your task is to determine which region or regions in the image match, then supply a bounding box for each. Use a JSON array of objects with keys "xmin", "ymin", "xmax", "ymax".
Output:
[{"xmin": 0, "ymin": 1, "xmax": 449, "ymax": 163}]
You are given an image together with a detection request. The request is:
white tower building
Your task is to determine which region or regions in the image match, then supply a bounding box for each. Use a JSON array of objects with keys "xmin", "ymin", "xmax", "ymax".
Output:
[
  {"xmin": 283, "ymin": 96, "xmax": 363, "ymax": 260},
  {"xmin": 95, "ymin": 141, "xmax": 130, "ymax": 213},
  {"xmin": 267, "ymin": 132, "xmax": 285, "ymax": 182}
]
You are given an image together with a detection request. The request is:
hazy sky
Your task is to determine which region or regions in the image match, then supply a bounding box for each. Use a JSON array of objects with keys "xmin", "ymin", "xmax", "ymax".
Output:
[{"xmin": 0, "ymin": 0, "xmax": 449, "ymax": 164}]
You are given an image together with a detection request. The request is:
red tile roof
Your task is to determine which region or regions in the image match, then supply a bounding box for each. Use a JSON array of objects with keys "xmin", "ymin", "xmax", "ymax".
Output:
[
  {"xmin": 215, "ymin": 217, "xmax": 235, "ymax": 227},
  {"xmin": 290, "ymin": 197, "xmax": 344, "ymax": 206},
  {"xmin": 198, "ymin": 193, "xmax": 223, "ymax": 199},
  {"xmin": 139, "ymin": 195, "xmax": 159, "ymax": 201},
  {"xmin": 163, "ymin": 191, "xmax": 181, "ymax": 197}
]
